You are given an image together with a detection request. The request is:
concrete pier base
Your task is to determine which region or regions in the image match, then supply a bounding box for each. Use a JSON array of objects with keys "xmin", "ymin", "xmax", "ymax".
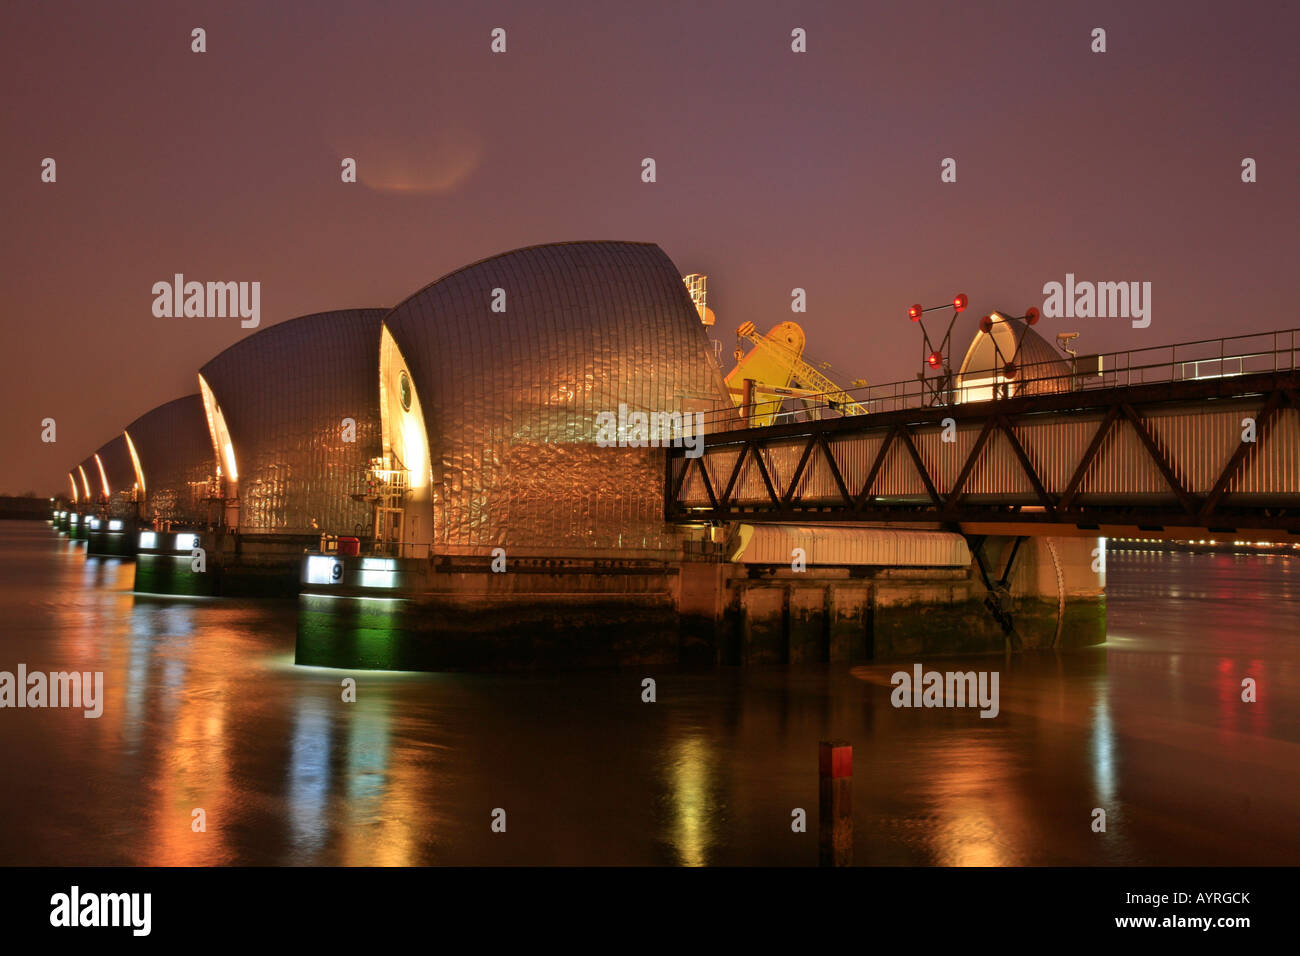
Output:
[
  {"xmin": 86, "ymin": 519, "xmax": 137, "ymax": 557},
  {"xmin": 123, "ymin": 522, "xmax": 1107, "ymax": 672},
  {"xmin": 296, "ymin": 592, "xmax": 680, "ymax": 671},
  {"xmin": 134, "ymin": 530, "xmax": 312, "ymax": 597},
  {"xmin": 289, "ymin": 531, "xmax": 1105, "ymax": 672},
  {"xmin": 708, "ymin": 534, "xmax": 1106, "ymax": 664},
  {"xmin": 296, "ymin": 553, "xmax": 682, "ymax": 670}
]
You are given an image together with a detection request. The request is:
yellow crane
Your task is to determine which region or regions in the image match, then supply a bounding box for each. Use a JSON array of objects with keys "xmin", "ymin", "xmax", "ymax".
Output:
[
  {"xmin": 725, "ymin": 320, "xmax": 868, "ymax": 427},
  {"xmin": 682, "ymin": 275, "xmax": 867, "ymax": 428}
]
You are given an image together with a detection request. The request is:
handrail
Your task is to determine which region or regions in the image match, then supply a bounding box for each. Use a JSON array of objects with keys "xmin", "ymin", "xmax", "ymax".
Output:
[{"xmin": 695, "ymin": 327, "xmax": 1300, "ymax": 432}]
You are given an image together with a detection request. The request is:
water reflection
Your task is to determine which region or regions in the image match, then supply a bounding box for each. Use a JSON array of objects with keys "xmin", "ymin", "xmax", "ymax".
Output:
[
  {"xmin": 924, "ymin": 740, "xmax": 1016, "ymax": 866},
  {"xmin": 288, "ymin": 699, "xmax": 332, "ymax": 858},
  {"xmin": 662, "ymin": 735, "xmax": 716, "ymax": 866},
  {"xmin": 296, "ymin": 593, "xmax": 415, "ymax": 671},
  {"xmin": 1091, "ymin": 683, "xmax": 1115, "ymax": 805},
  {"xmin": 1, "ymin": 523, "xmax": 1299, "ymax": 865}
]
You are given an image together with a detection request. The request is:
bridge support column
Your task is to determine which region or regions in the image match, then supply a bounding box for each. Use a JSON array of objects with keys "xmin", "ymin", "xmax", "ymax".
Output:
[
  {"xmin": 700, "ymin": 527, "xmax": 1106, "ymax": 663},
  {"xmin": 1010, "ymin": 536, "xmax": 1106, "ymax": 649}
]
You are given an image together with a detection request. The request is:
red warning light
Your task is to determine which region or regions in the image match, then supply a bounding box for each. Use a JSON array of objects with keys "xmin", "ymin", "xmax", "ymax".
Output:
[
  {"xmin": 909, "ymin": 304, "xmax": 923, "ymax": 322},
  {"xmin": 1003, "ymin": 361, "xmax": 1017, "ymax": 378},
  {"xmin": 1025, "ymin": 307, "xmax": 1040, "ymax": 326},
  {"xmin": 979, "ymin": 315, "xmax": 993, "ymax": 334},
  {"xmin": 927, "ymin": 351, "xmax": 943, "ymax": 369},
  {"xmin": 953, "ymin": 293, "xmax": 968, "ymax": 313}
]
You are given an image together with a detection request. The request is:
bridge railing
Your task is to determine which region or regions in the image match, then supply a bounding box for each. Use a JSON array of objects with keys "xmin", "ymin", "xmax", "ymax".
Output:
[{"xmin": 698, "ymin": 327, "xmax": 1300, "ymax": 433}]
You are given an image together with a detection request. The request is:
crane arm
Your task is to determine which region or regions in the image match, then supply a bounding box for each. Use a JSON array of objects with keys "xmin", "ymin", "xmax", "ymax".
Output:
[{"xmin": 736, "ymin": 325, "xmax": 868, "ymax": 416}]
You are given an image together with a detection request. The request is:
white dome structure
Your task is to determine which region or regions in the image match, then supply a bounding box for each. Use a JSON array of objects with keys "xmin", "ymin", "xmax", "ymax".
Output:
[{"xmin": 956, "ymin": 312, "xmax": 1071, "ymax": 402}]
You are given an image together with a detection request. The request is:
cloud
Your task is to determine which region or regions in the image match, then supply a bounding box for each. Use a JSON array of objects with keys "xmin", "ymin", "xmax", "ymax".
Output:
[{"xmin": 334, "ymin": 128, "xmax": 484, "ymax": 195}]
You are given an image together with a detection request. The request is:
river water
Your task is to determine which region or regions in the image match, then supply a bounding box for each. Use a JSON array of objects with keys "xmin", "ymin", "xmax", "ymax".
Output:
[{"xmin": 0, "ymin": 522, "xmax": 1296, "ymax": 865}]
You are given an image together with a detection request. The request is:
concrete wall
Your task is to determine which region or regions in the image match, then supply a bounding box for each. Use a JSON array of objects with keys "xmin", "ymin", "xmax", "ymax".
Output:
[
  {"xmin": 297, "ymin": 531, "xmax": 1106, "ymax": 670},
  {"xmin": 127, "ymin": 521, "xmax": 1106, "ymax": 670},
  {"xmin": 707, "ymin": 533, "xmax": 1106, "ymax": 665}
]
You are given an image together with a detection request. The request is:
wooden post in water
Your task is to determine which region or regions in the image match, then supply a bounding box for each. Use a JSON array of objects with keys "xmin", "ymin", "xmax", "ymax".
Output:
[{"xmin": 818, "ymin": 739, "xmax": 852, "ymax": 866}]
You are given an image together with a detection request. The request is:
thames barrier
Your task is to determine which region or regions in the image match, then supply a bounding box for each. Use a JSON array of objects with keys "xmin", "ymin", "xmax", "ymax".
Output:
[
  {"xmin": 5, "ymin": 1, "xmax": 1300, "ymax": 931},
  {"xmin": 46, "ymin": 239, "xmax": 1300, "ymax": 672}
]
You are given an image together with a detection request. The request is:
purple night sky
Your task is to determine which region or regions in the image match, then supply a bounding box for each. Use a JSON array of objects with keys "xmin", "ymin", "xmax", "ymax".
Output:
[{"xmin": 2, "ymin": 0, "xmax": 1296, "ymax": 493}]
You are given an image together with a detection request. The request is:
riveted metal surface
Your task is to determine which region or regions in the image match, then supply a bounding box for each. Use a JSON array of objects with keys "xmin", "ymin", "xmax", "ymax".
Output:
[
  {"xmin": 383, "ymin": 241, "xmax": 731, "ymax": 554},
  {"xmin": 199, "ymin": 309, "xmax": 387, "ymax": 535},
  {"xmin": 124, "ymin": 394, "xmax": 214, "ymax": 526},
  {"xmin": 90, "ymin": 434, "xmax": 137, "ymax": 517}
]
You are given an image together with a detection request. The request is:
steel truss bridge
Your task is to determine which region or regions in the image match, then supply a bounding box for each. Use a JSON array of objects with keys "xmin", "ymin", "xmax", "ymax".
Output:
[{"xmin": 666, "ymin": 328, "xmax": 1300, "ymax": 539}]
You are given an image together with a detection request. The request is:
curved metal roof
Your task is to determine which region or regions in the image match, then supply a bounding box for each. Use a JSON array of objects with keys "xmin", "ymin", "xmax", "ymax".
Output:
[
  {"xmin": 91, "ymin": 434, "xmax": 139, "ymax": 517},
  {"xmin": 198, "ymin": 309, "xmax": 387, "ymax": 535},
  {"xmin": 383, "ymin": 240, "xmax": 730, "ymax": 553},
  {"xmin": 124, "ymin": 394, "xmax": 213, "ymax": 525},
  {"xmin": 958, "ymin": 317, "xmax": 1071, "ymax": 396},
  {"xmin": 92, "ymin": 434, "xmax": 136, "ymax": 497},
  {"xmin": 74, "ymin": 456, "xmax": 96, "ymax": 501}
]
